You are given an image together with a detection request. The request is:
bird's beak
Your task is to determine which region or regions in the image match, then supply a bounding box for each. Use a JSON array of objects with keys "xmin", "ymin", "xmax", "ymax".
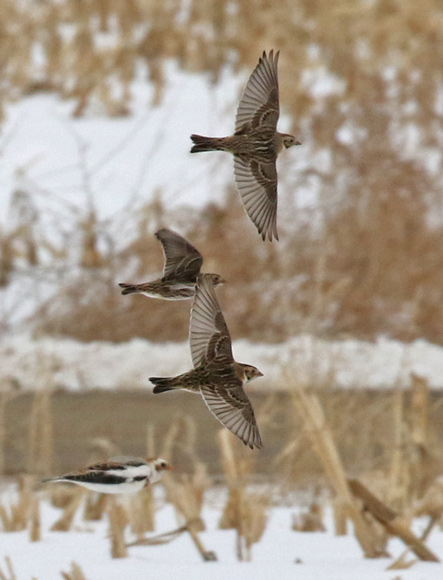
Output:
[
  {"xmin": 166, "ymin": 464, "xmax": 173, "ymax": 471},
  {"xmin": 295, "ymin": 140, "xmax": 302, "ymax": 146},
  {"xmin": 257, "ymin": 370, "xmax": 264, "ymax": 377}
]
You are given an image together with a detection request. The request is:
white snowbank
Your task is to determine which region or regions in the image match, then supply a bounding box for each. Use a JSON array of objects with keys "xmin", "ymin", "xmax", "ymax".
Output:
[{"xmin": 1, "ymin": 333, "xmax": 443, "ymax": 392}]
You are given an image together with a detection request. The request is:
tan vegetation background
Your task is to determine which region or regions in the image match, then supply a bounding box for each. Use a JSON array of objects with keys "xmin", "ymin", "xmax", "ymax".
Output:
[
  {"xmin": 3, "ymin": 6, "xmax": 443, "ymax": 551},
  {"xmin": 1, "ymin": 0, "xmax": 443, "ymax": 344}
]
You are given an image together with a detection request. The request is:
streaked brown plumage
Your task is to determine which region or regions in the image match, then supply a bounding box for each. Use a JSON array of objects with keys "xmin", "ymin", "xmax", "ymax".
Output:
[
  {"xmin": 149, "ymin": 273, "xmax": 263, "ymax": 449},
  {"xmin": 190, "ymin": 50, "xmax": 301, "ymax": 242},
  {"xmin": 119, "ymin": 228, "xmax": 224, "ymax": 300}
]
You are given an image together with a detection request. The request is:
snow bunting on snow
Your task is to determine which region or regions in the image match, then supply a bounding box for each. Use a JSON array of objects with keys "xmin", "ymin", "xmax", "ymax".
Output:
[
  {"xmin": 149, "ymin": 273, "xmax": 263, "ymax": 449},
  {"xmin": 119, "ymin": 228, "xmax": 224, "ymax": 300},
  {"xmin": 190, "ymin": 50, "xmax": 301, "ymax": 242},
  {"xmin": 42, "ymin": 456, "xmax": 172, "ymax": 494}
]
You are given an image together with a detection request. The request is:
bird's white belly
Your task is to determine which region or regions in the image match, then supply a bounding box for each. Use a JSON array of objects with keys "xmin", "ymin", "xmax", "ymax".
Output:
[{"xmin": 69, "ymin": 479, "xmax": 146, "ymax": 494}]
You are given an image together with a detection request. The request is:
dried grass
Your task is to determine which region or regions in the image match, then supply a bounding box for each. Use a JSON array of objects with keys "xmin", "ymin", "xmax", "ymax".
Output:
[
  {"xmin": 60, "ymin": 562, "xmax": 89, "ymax": 580},
  {"xmin": 107, "ymin": 497, "xmax": 128, "ymax": 558},
  {"xmin": 83, "ymin": 493, "xmax": 108, "ymax": 522},
  {"xmin": 292, "ymin": 502, "xmax": 326, "ymax": 532},
  {"xmin": 288, "ymin": 378, "xmax": 388, "ymax": 558},
  {"xmin": 27, "ymin": 385, "xmax": 54, "ymax": 478},
  {"xmin": 165, "ymin": 462, "xmax": 211, "ymax": 532},
  {"xmin": 0, "ymin": 476, "xmax": 36, "ymax": 533},
  {"xmin": 218, "ymin": 430, "xmax": 269, "ymax": 561},
  {"xmin": 127, "ymin": 486, "xmax": 155, "ymax": 538},
  {"xmin": 50, "ymin": 488, "xmax": 84, "ymax": 532},
  {"xmin": 29, "ymin": 494, "xmax": 41, "ymax": 542},
  {"xmin": 0, "ymin": 557, "xmax": 16, "ymax": 580},
  {"xmin": 0, "ymin": 0, "xmax": 441, "ymax": 346}
]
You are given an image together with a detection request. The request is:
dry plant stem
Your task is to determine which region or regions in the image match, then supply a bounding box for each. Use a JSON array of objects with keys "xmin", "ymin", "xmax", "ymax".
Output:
[
  {"xmin": 388, "ymin": 390, "xmax": 409, "ymax": 511},
  {"xmin": 128, "ymin": 486, "xmax": 155, "ymax": 537},
  {"xmin": 107, "ymin": 497, "xmax": 128, "ymax": 559},
  {"xmin": 348, "ymin": 479, "xmax": 439, "ymax": 562},
  {"xmin": 160, "ymin": 419, "xmax": 181, "ymax": 462},
  {"xmin": 60, "ymin": 561, "xmax": 89, "ymax": 580},
  {"xmin": 27, "ymin": 388, "xmax": 54, "ymax": 477},
  {"xmin": 0, "ymin": 476, "xmax": 36, "ymax": 532},
  {"xmin": 291, "ymin": 379, "xmax": 385, "ymax": 558},
  {"xmin": 51, "ymin": 489, "xmax": 84, "ymax": 532},
  {"xmin": 410, "ymin": 374, "xmax": 429, "ymax": 446},
  {"xmin": 83, "ymin": 493, "xmax": 108, "ymax": 521},
  {"xmin": 387, "ymin": 514, "xmax": 439, "ymax": 570},
  {"xmin": 186, "ymin": 519, "xmax": 217, "ymax": 562},
  {"xmin": 0, "ymin": 392, "xmax": 12, "ymax": 475},
  {"xmin": 332, "ymin": 499, "xmax": 347, "ymax": 536},
  {"xmin": 29, "ymin": 494, "xmax": 41, "ymax": 542},
  {"xmin": 217, "ymin": 430, "xmax": 267, "ymax": 562},
  {"xmin": 0, "ymin": 557, "xmax": 16, "ymax": 580},
  {"xmin": 126, "ymin": 525, "xmax": 187, "ymax": 547},
  {"xmin": 292, "ymin": 503, "xmax": 325, "ymax": 533}
]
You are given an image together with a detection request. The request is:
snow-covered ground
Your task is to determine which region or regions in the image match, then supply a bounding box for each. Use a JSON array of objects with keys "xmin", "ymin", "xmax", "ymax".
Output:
[
  {"xmin": 0, "ymin": 62, "xmax": 237, "ymax": 222},
  {"xmin": 1, "ymin": 482, "xmax": 441, "ymax": 580},
  {"xmin": 1, "ymin": 333, "xmax": 443, "ymax": 392}
]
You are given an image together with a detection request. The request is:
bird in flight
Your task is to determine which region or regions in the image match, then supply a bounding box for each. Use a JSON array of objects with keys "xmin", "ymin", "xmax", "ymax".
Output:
[
  {"xmin": 41, "ymin": 456, "xmax": 172, "ymax": 494},
  {"xmin": 190, "ymin": 50, "xmax": 301, "ymax": 242},
  {"xmin": 119, "ymin": 228, "xmax": 224, "ymax": 300},
  {"xmin": 150, "ymin": 273, "xmax": 263, "ymax": 449}
]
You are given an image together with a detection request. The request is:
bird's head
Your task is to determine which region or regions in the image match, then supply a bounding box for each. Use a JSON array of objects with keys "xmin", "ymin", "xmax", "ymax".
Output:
[
  {"xmin": 242, "ymin": 364, "xmax": 264, "ymax": 382},
  {"xmin": 282, "ymin": 134, "xmax": 302, "ymax": 149},
  {"xmin": 152, "ymin": 458, "xmax": 173, "ymax": 473},
  {"xmin": 208, "ymin": 273, "xmax": 226, "ymax": 288}
]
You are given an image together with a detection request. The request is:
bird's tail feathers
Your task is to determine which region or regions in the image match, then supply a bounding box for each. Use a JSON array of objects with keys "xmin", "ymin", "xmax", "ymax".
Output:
[
  {"xmin": 119, "ymin": 283, "xmax": 138, "ymax": 295},
  {"xmin": 190, "ymin": 134, "xmax": 225, "ymax": 153},
  {"xmin": 41, "ymin": 477, "xmax": 64, "ymax": 484},
  {"xmin": 150, "ymin": 377, "xmax": 179, "ymax": 394}
]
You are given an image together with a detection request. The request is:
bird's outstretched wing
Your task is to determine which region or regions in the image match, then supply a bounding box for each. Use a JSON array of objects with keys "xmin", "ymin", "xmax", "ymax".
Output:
[
  {"xmin": 234, "ymin": 156, "xmax": 278, "ymax": 241},
  {"xmin": 235, "ymin": 50, "xmax": 280, "ymax": 133},
  {"xmin": 200, "ymin": 382, "xmax": 263, "ymax": 449},
  {"xmin": 190, "ymin": 274, "xmax": 233, "ymax": 368},
  {"xmin": 156, "ymin": 228, "xmax": 203, "ymax": 282}
]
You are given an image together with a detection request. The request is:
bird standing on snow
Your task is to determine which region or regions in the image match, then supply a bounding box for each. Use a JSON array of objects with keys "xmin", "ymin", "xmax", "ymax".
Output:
[
  {"xmin": 119, "ymin": 228, "xmax": 224, "ymax": 300},
  {"xmin": 149, "ymin": 273, "xmax": 263, "ymax": 449},
  {"xmin": 42, "ymin": 456, "xmax": 172, "ymax": 494},
  {"xmin": 190, "ymin": 50, "xmax": 301, "ymax": 242}
]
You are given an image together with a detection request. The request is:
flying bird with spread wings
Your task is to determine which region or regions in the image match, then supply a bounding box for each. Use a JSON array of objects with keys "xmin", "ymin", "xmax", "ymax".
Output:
[
  {"xmin": 190, "ymin": 50, "xmax": 301, "ymax": 242},
  {"xmin": 149, "ymin": 273, "xmax": 263, "ymax": 449},
  {"xmin": 41, "ymin": 456, "xmax": 172, "ymax": 494},
  {"xmin": 119, "ymin": 228, "xmax": 224, "ymax": 300}
]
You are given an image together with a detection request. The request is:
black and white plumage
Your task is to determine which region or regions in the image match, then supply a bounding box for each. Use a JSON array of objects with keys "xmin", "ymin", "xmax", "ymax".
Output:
[
  {"xmin": 42, "ymin": 456, "xmax": 172, "ymax": 494},
  {"xmin": 190, "ymin": 51, "xmax": 301, "ymax": 241},
  {"xmin": 119, "ymin": 228, "xmax": 224, "ymax": 300},
  {"xmin": 150, "ymin": 274, "xmax": 263, "ymax": 449}
]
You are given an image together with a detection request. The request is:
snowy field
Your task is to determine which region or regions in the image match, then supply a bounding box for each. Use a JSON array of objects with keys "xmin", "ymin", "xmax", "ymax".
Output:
[
  {"xmin": 2, "ymin": 332, "xmax": 443, "ymax": 392},
  {"xmin": 1, "ymin": 481, "xmax": 442, "ymax": 580}
]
